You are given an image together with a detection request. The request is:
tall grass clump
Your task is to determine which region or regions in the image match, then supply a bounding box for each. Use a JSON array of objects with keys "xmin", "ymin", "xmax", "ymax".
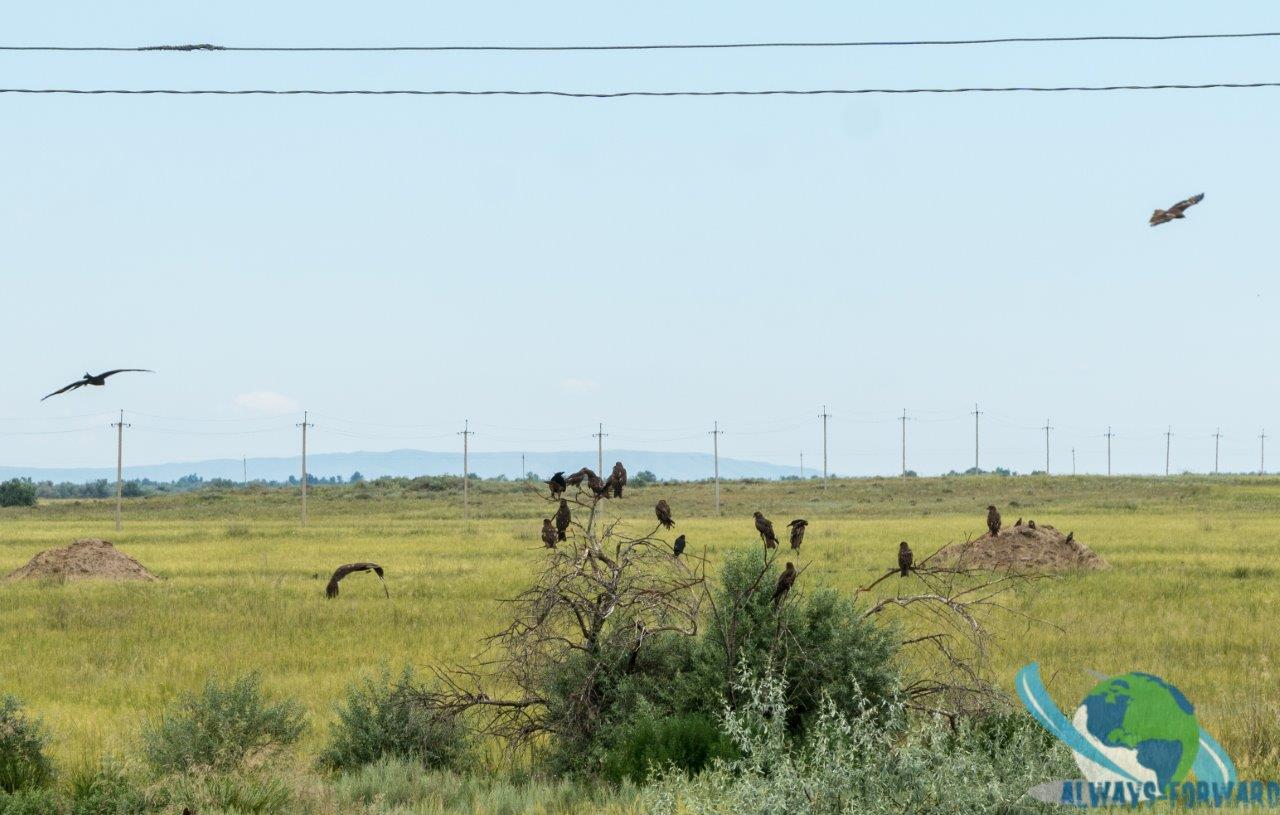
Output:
[
  {"xmin": 141, "ymin": 673, "xmax": 306, "ymax": 774},
  {"xmin": 0, "ymin": 695, "xmax": 53, "ymax": 794}
]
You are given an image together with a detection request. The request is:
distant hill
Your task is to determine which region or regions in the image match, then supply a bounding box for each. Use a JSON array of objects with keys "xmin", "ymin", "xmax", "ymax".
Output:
[{"xmin": 0, "ymin": 449, "xmax": 804, "ymax": 484}]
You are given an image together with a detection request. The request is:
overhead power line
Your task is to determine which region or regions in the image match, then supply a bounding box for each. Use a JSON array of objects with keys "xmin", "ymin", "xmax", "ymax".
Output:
[
  {"xmin": 3, "ymin": 31, "xmax": 1279, "ymax": 52},
  {"xmin": 2, "ymin": 82, "xmax": 1279, "ymax": 98}
]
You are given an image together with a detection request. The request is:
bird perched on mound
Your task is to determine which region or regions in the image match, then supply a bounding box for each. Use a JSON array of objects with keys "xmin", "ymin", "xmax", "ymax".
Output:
[
  {"xmin": 607, "ymin": 461, "xmax": 627, "ymax": 498},
  {"xmin": 1028, "ymin": 520, "xmax": 1037, "ymax": 530},
  {"xmin": 987, "ymin": 505, "xmax": 1002, "ymax": 537},
  {"xmin": 1015, "ymin": 517, "xmax": 1023, "ymax": 527},
  {"xmin": 41, "ymin": 369, "xmax": 153, "ymax": 401},
  {"xmin": 325, "ymin": 562, "xmax": 388, "ymax": 598},
  {"xmin": 672, "ymin": 534, "xmax": 686, "ymax": 558},
  {"xmin": 541, "ymin": 519, "xmax": 558, "ymax": 548},
  {"xmin": 772, "ymin": 562, "xmax": 797, "ymax": 606},
  {"xmin": 546, "ymin": 471, "xmax": 567, "ymax": 498},
  {"xmin": 554, "ymin": 499, "xmax": 571, "ymax": 541},
  {"xmin": 1149, "ymin": 192, "xmax": 1204, "ymax": 226},
  {"xmin": 787, "ymin": 519, "xmax": 808, "ymax": 550},
  {"xmin": 898, "ymin": 542, "xmax": 914, "ymax": 577},
  {"xmin": 753, "ymin": 511, "xmax": 780, "ymax": 549},
  {"xmin": 1065, "ymin": 530, "xmax": 1074, "ymax": 544},
  {"xmin": 655, "ymin": 499, "xmax": 675, "ymax": 529}
]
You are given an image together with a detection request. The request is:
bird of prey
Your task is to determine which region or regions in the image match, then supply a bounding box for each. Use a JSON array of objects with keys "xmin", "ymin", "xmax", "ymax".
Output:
[
  {"xmin": 655, "ymin": 499, "xmax": 675, "ymax": 529},
  {"xmin": 586, "ymin": 470, "xmax": 609, "ymax": 497},
  {"xmin": 772, "ymin": 562, "xmax": 797, "ymax": 606},
  {"xmin": 986, "ymin": 505, "xmax": 1002, "ymax": 537},
  {"xmin": 1028, "ymin": 520, "xmax": 1037, "ymax": 530},
  {"xmin": 672, "ymin": 534, "xmax": 686, "ymax": 558},
  {"xmin": 1149, "ymin": 193, "xmax": 1204, "ymax": 227},
  {"xmin": 41, "ymin": 369, "xmax": 153, "ymax": 401},
  {"xmin": 898, "ymin": 542, "xmax": 913, "ymax": 577},
  {"xmin": 1065, "ymin": 530, "xmax": 1074, "ymax": 544},
  {"xmin": 541, "ymin": 519, "xmax": 558, "ymax": 548},
  {"xmin": 608, "ymin": 461, "xmax": 628, "ymax": 498},
  {"xmin": 565, "ymin": 467, "xmax": 591, "ymax": 487},
  {"xmin": 325, "ymin": 562, "xmax": 388, "ymax": 598},
  {"xmin": 753, "ymin": 511, "xmax": 780, "ymax": 549},
  {"xmin": 787, "ymin": 519, "xmax": 808, "ymax": 550},
  {"xmin": 554, "ymin": 499, "xmax": 571, "ymax": 541},
  {"xmin": 546, "ymin": 471, "xmax": 567, "ymax": 498},
  {"xmin": 1014, "ymin": 517, "xmax": 1023, "ymax": 527}
]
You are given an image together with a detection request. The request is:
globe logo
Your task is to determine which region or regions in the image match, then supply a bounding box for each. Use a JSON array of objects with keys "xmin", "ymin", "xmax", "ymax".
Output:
[{"xmin": 1016, "ymin": 663, "xmax": 1237, "ymax": 807}]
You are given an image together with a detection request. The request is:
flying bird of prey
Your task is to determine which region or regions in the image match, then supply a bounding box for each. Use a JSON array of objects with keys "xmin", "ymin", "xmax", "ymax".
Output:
[
  {"xmin": 787, "ymin": 519, "xmax": 808, "ymax": 550},
  {"xmin": 554, "ymin": 499, "xmax": 571, "ymax": 541},
  {"xmin": 41, "ymin": 369, "xmax": 153, "ymax": 401},
  {"xmin": 1149, "ymin": 192, "xmax": 1204, "ymax": 227},
  {"xmin": 986, "ymin": 505, "xmax": 1002, "ymax": 537},
  {"xmin": 655, "ymin": 499, "xmax": 675, "ymax": 530},
  {"xmin": 753, "ymin": 511, "xmax": 780, "ymax": 549},
  {"xmin": 325, "ymin": 562, "xmax": 388, "ymax": 598},
  {"xmin": 898, "ymin": 542, "xmax": 913, "ymax": 577},
  {"xmin": 672, "ymin": 534, "xmax": 686, "ymax": 558},
  {"xmin": 541, "ymin": 519, "xmax": 558, "ymax": 548},
  {"xmin": 608, "ymin": 461, "xmax": 628, "ymax": 498},
  {"xmin": 546, "ymin": 471, "xmax": 567, "ymax": 498},
  {"xmin": 772, "ymin": 562, "xmax": 797, "ymax": 606}
]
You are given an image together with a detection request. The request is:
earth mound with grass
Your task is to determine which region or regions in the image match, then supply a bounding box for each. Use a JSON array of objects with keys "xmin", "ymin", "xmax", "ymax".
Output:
[
  {"xmin": 932, "ymin": 523, "xmax": 1107, "ymax": 573},
  {"xmin": 5, "ymin": 538, "xmax": 158, "ymax": 582}
]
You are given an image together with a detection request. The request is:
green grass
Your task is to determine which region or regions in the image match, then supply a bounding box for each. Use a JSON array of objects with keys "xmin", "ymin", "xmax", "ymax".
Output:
[{"xmin": 3, "ymin": 475, "xmax": 1279, "ymax": 791}]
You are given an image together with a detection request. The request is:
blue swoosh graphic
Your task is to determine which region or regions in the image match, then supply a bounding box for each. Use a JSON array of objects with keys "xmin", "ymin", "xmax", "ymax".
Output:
[
  {"xmin": 1015, "ymin": 663, "xmax": 1140, "ymax": 783},
  {"xmin": 1193, "ymin": 728, "xmax": 1237, "ymax": 785}
]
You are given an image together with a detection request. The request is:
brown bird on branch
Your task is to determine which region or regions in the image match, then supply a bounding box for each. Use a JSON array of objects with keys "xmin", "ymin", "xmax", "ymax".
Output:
[
  {"xmin": 772, "ymin": 562, "xmax": 797, "ymax": 606},
  {"xmin": 546, "ymin": 471, "xmax": 567, "ymax": 498},
  {"xmin": 565, "ymin": 467, "xmax": 591, "ymax": 487},
  {"xmin": 986, "ymin": 505, "xmax": 1002, "ymax": 537},
  {"xmin": 898, "ymin": 542, "xmax": 913, "ymax": 577},
  {"xmin": 541, "ymin": 519, "xmax": 558, "ymax": 548},
  {"xmin": 41, "ymin": 369, "xmax": 153, "ymax": 401},
  {"xmin": 607, "ymin": 461, "xmax": 628, "ymax": 498},
  {"xmin": 787, "ymin": 519, "xmax": 808, "ymax": 550},
  {"xmin": 655, "ymin": 499, "xmax": 675, "ymax": 529},
  {"xmin": 672, "ymin": 534, "xmax": 686, "ymax": 557},
  {"xmin": 753, "ymin": 511, "xmax": 780, "ymax": 549},
  {"xmin": 325, "ymin": 562, "xmax": 388, "ymax": 598},
  {"xmin": 1149, "ymin": 192, "xmax": 1204, "ymax": 227},
  {"xmin": 554, "ymin": 499, "xmax": 571, "ymax": 541},
  {"xmin": 586, "ymin": 470, "xmax": 609, "ymax": 497}
]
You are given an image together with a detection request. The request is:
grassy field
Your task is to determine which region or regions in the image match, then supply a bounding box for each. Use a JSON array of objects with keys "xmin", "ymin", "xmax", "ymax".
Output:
[{"xmin": 3, "ymin": 474, "xmax": 1279, "ymax": 790}]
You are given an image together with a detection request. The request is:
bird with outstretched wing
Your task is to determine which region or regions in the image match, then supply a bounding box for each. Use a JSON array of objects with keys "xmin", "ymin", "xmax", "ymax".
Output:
[
  {"xmin": 1149, "ymin": 193, "xmax": 1204, "ymax": 226},
  {"xmin": 42, "ymin": 369, "xmax": 153, "ymax": 401},
  {"xmin": 325, "ymin": 562, "xmax": 388, "ymax": 598}
]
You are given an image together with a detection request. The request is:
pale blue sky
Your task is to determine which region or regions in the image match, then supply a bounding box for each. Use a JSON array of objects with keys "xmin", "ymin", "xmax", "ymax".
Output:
[{"xmin": 2, "ymin": 1, "xmax": 1278, "ymax": 476}]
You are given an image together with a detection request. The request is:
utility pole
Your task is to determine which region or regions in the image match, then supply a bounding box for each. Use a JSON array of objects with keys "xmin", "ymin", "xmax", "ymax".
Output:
[
  {"xmin": 1105, "ymin": 427, "xmax": 1114, "ymax": 476},
  {"xmin": 521, "ymin": 453, "xmax": 526, "ymax": 481},
  {"xmin": 818, "ymin": 406, "xmax": 831, "ymax": 488},
  {"xmin": 458, "ymin": 420, "xmax": 473, "ymax": 521},
  {"xmin": 297, "ymin": 411, "xmax": 313, "ymax": 526},
  {"xmin": 709, "ymin": 421, "xmax": 724, "ymax": 514},
  {"xmin": 1164, "ymin": 426, "xmax": 1173, "ymax": 476},
  {"xmin": 242, "ymin": 455, "xmax": 248, "ymax": 487},
  {"xmin": 972, "ymin": 403, "xmax": 982, "ymax": 473},
  {"xmin": 1213, "ymin": 428, "xmax": 1222, "ymax": 475},
  {"xmin": 899, "ymin": 409, "xmax": 910, "ymax": 476},
  {"xmin": 111, "ymin": 410, "xmax": 130, "ymax": 531},
  {"xmin": 1071, "ymin": 447, "xmax": 1077, "ymax": 476},
  {"xmin": 1261, "ymin": 430, "xmax": 1267, "ymax": 475},
  {"xmin": 1040, "ymin": 419, "xmax": 1054, "ymax": 475},
  {"xmin": 800, "ymin": 452, "xmax": 804, "ymax": 479},
  {"xmin": 593, "ymin": 422, "xmax": 608, "ymax": 475}
]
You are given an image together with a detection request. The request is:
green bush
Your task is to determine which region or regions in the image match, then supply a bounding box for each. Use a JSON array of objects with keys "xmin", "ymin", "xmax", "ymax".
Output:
[
  {"xmin": 319, "ymin": 666, "xmax": 468, "ymax": 772},
  {"xmin": 151, "ymin": 770, "xmax": 291, "ymax": 815},
  {"xmin": 601, "ymin": 712, "xmax": 736, "ymax": 784},
  {"xmin": 63, "ymin": 760, "xmax": 148, "ymax": 815},
  {"xmin": 141, "ymin": 673, "xmax": 306, "ymax": 774},
  {"xmin": 0, "ymin": 696, "xmax": 52, "ymax": 794},
  {"xmin": 0, "ymin": 480, "xmax": 37, "ymax": 508},
  {"xmin": 0, "ymin": 787, "xmax": 59, "ymax": 815}
]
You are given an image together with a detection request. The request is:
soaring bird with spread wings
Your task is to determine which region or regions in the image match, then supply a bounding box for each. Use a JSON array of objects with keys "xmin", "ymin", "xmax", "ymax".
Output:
[
  {"xmin": 325, "ymin": 562, "xmax": 388, "ymax": 598},
  {"xmin": 42, "ymin": 369, "xmax": 153, "ymax": 401},
  {"xmin": 1149, "ymin": 193, "xmax": 1204, "ymax": 227}
]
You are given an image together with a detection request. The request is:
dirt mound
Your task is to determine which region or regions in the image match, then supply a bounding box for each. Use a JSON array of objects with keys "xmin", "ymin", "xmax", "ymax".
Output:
[
  {"xmin": 931, "ymin": 524, "xmax": 1107, "ymax": 573},
  {"xmin": 5, "ymin": 539, "xmax": 158, "ymax": 583}
]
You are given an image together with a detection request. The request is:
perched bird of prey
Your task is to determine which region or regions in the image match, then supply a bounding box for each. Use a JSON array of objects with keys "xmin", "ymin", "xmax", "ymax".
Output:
[
  {"xmin": 986, "ymin": 505, "xmax": 1002, "ymax": 537},
  {"xmin": 586, "ymin": 470, "xmax": 609, "ymax": 497},
  {"xmin": 565, "ymin": 467, "xmax": 591, "ymax": 487},
  {"xmin": 554, "ymin": 499, "xmax": 571, "ymax": 541},
  {"xmin": 325, "ymin": 562, "xmax": 388, "ymax": 598},
  {"xmin": 898, "ymin": 542, "xmax": 913, "ymax": 577},
  {"xmin": 1149, "ymin": 193, "xmax": 1204, "ymax": 227},
  {"xmin": 753, "ymin": 511, "xmax": 780, "ymax": 549},
  {"xmin": 1065, "ymin": 530, "xmax": 1074, "ymax": 544},
  {"xmin": 541, "ymin": 519, "xmax": 558, "ymax": 548},
  {"xmin": 41, "ymin": 369, "xmax": 153, "ymax": 401},
  {"xmin": 787, "ymin": 519, "xmax": 808, "ymax": 550},
  {"xmin": 655, "ymin": 499, "xmax": 675, "ymax": 530},
  {"xmin": 772, "ymin": 562, "xmax": 797, "ymax": 605},
  {"xmin": 1028, "ymin": 520, "xmax": 1037, "ymax": 530},
  {"xmin": 546, "ymin": 471, "xmax": 567, "ymax": 498},
  {"xmin": 1014, "ymin": 517, "xmax": 1023, "ymax": 527},
  {"xmin": 672, "ymin": 534, "xmax": 686, "ymax": 558},
  {"xmin": 608, "ymin": 461, "xmax": 628, "ymax": 498}
]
